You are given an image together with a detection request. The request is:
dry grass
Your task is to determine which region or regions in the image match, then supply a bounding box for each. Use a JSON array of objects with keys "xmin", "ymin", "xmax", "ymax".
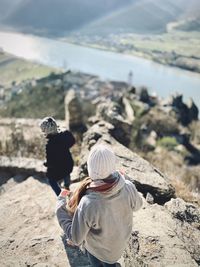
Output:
[
  {"xmin": 170, "ymin": 178, "xmax": 200, "ymax": 206},
  {"xmin": 139, "ymin": 148, "xmax": 200, "ymax": 206}
]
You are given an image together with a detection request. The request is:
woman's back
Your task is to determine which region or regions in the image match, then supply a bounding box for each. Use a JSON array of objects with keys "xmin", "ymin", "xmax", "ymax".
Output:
[{"xmin": 70, "ymin": 172, "xmax": 142, "ymax": 263}]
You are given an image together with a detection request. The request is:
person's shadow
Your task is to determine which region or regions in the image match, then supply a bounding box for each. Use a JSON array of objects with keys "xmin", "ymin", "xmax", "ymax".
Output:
[{"xmin": 62, "ymin": 235, "xmax": 91, "ymax": 267}]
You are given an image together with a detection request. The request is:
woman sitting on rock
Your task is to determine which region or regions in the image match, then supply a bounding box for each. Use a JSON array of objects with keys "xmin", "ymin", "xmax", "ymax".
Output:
[{"xmin": 56, "ymin": 144, "xmax": 143, "ymax": 267}]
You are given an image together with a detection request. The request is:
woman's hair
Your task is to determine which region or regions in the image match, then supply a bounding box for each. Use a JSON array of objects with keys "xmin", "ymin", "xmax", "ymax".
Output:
[{"xmin": 67, "ymin": 177, "xmax": 92, "ymax": 215}]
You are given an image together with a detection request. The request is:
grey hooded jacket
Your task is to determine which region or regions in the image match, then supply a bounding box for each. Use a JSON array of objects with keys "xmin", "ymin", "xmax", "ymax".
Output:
[{"xmin": 56, "ymin": 172, "xmax": 143, "ymax": 264}]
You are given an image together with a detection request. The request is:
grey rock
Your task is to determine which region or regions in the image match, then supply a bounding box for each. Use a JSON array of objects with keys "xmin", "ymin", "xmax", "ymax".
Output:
[
  {"xmin": 188, "ymin": 98, "xmax": 199, "ymax": 121},
  {"xmin": 139, "ymin": 107, "xmax": 180, "ymax": 137},
  {"xmin": 0, "ymin": 156, "xmax": 45, "ymax": 184},
  {"xmin": 172, "ymin": 94, "xmax": 199, "ymax": 126},
  {"xmin": 139, "ymin": 87, "xmax": 150, "ymax": 103},
  {"xmin": 165, "ymin": 198, "xmax": 200, "ymax": 264},
  {"xmin": 122, "ymin": 97, "xmax": 135, "ymax": 123},
  {"xmin": 77, "ymin": 120, "xmax": 175, "ymax": 204},
  {"xmin": 123, "ymin": 202, "xmax": 199, "ymax": 267},
  {"xmin": 65, "ymin": 89, "xmax": 87, "ymax": 132},
  {"xmin": 146, "ymin": 192, "xmax": 154, "ymax": 204},
  {"xmin": 96, "ymin": 101, "xmax": 132, "ymax": 146},
  {"xmin": 165, "ymin": 198, "xmax": 200, "ymax": 224}
]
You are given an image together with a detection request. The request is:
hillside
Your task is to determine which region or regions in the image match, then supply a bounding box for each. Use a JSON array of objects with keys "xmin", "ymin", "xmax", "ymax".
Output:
[
  {"xmin": 1, "ymin": 0, "xmax": 199, "ymax": 36},
  {"xmin": 0, "ymin": 71, "xmax": 66, "ymax": 119},
  {"xmin": 1, "ymin": 0, "xmax": 134, "ymax": 36},
  {"xmin": 80, "ymin": 0, "xmax": 200, "ymax": 35},
  {"xmin": 0, "ymin": 52, "xmax": 55, "ymax": 87},
  {"xmin": 0, "ymin": 101, "xmax": 199, "ymax": 265},
  {"xmin": 170, "ymin": 19, "xmax": 200, "ymax": 32}
]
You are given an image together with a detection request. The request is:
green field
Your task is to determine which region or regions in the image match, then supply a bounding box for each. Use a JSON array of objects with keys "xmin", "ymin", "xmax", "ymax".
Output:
[
  {"xmin": 64, "ymin": 30, "xmax": 200, "ymax": 73},
  {"xmin": 0, "ymin": 52, "xmax": 56, "ymax": 86},
  {"xmin": 120, "ymin": 31, "xmax": 200, "ymax": 57}
]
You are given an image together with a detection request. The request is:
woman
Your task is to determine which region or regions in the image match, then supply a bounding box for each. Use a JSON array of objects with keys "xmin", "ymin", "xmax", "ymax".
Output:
[
  {"xmin": 56, "ymin": 144, "xmax": 143, "ymax": 267},
  {"xmin": 40, "ymin": 117, "xmax": 75, "ymax": 196}
]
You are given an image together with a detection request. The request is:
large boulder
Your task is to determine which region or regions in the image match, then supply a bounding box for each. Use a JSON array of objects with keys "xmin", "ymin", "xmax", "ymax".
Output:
[
  {"xmin": 0, "ymin": 156, "xmax": 45, "ymax": 179},
  {"xmin": 123, "ymin": 198, "xmax": 200, "ymax": 266},
  {"xmin": 139, "ymin": 107, "xmax": 180, "ymax": 137},
  {"xmin": 172, "ymin": 94, "xmax": 199, "ymax": 126},
  {"xmin": 122, "ymin": 97, "xmax": 135, "ymax": 123},
  {"xmin": 65, "ymin": 89, "xmax": 87, "ymax": 132},
  {"xmin": 188, "ymin": 98, "xmax": 199, "ymax": 121},
  {"xmin": 96, "ymin": 101, "xmax": 132, "ymax": 147},
  {"xmin": 77, "ymin": 120, "xmax": 175, "ymax": 204},
  {"xmin": 139, "ymin": 87, "xmax": 150, "ymax": 103},
  {"xmin": 165, "ymin": 198, "xmax": 200, "ymax": 264}
]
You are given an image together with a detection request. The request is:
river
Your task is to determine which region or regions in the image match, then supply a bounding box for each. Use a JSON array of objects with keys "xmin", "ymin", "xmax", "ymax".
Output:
[{"xmin": 0, "ymin": 30, "xmax": 200, "ymax": 108}]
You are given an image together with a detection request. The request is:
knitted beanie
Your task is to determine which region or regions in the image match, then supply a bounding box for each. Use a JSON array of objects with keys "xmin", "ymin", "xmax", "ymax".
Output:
[
  {"xmin": 39, "ymin": 117, "xmax": 58, "ymax": 135},
  {"xmin": 87, "ymin": 144, "xmax": 116, "ymax": 180}
]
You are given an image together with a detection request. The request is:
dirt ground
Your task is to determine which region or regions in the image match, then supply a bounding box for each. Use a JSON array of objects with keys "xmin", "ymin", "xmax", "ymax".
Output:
[{"xmin": 0, "ymin": 175, "xmax": 90, "ymax": 267}]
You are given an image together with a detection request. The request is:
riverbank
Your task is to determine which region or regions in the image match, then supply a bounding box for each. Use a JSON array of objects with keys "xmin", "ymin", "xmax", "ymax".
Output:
[
  {"xmin": 0, "ymin": 30, "xmax": 200, "ymax": 111},
  {"xmin": 60, "ymin": 31, "xmax": 200, "ymax": 74},
  {"xmin": 1, "ymin": 24, "xmax": 200, "ymax": 74}
]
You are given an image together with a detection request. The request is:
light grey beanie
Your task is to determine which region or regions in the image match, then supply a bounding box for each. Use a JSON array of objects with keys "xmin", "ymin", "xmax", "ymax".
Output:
[
  {"xmin": 87, "ymin": 144, "xmax": 116, "ymax": 180},
  {"xmin": 39, "ymin": 117, "xmax": 58, "ymax": 135}
]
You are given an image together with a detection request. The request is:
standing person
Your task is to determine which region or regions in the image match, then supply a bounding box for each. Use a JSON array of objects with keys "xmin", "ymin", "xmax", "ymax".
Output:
[
  {"xmin": 56, "ymin": 144, "xmax": 143, "ymax": 267},
  {"xmin": 40, "ymin": 117, "xmax": 75, "ymax": 196}
]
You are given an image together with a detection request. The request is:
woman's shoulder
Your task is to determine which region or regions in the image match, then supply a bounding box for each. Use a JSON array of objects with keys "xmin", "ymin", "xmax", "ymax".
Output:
[
  {"xmin": 78, "ymin": 192, "xmax": 101, "ymax": 209},
  {"xmin": 124, "ymin": 179, "xmax": 137, "ymax": 192}
]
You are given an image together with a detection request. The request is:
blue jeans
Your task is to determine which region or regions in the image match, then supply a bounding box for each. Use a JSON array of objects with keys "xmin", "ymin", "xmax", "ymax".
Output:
[
  {"xmin": 48, "ymin": 175, "xmax": 70, "ymax": 196},
  {"xmin": 87, "ymin": 251, "xmax": 118, "ymax": 267}
]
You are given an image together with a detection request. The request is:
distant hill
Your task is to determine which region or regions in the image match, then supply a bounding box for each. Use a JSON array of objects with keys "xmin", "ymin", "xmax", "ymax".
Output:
[
  {"xmin": 181, "ymin": 0, "xmax": 200, "ymax": 19},
  {"xmin": 80, "ymin": 0, "xmax": 200, "ymax": 35},
  {"xmin": 0, "ymin": 0, "xmax": 199, "ymax": 36},
  {"xmin": 1, "ymin": 0, "xmax": 135, "ymax": 36},
  {"xmin": 0, "ymin": 0, "xmax": 23, "ymax": 20},
  {"xmin": 170, "ymin": 19, "xmax": 200, "ymax": 32}
]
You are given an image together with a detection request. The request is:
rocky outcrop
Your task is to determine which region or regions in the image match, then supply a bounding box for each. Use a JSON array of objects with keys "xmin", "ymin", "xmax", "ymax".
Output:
[
  {"xmin": 138, "ymin": 107, "xmax": 180, "ymax": 138},
  {"xmin": 122, "ymin": 96, "xmax": 135, "ymax": 123},
  {"xmin": 72, "ymin": 118, "xmax": 199, "ymax": 266},
  {"xmin": 172, "ymin": 94, "xmax": 199, "ymax": 126},
  {"xmin": 65, "ymin": 89, "xmax": 87, "ymax": 132},
  {"xmin": 123, "ymin": 198, "xmax": 200, "ymax": 267},
  {"xmin": 1, "ymin": 122, "xmax": 199, "ymax": 267},
  {"xmin": 0, "ymin": 156, "xmax": 45, "ymax": 183},
  {"xmin": 95, "ymin": 101, "xmax": 133, "ymax": 147},
  {"xmin": 165, "ymin": 198, "xmax": 200, "ymax": 265},
  {"xmin": 188, "ymin": 98, "xmax": 199, "ymax": 121},
  {"xmin": 0, "ymin": 73, "xmax": 199, "ymax": 266},
  {"xmin": 139, "ymin": 87, "xmax": 150, "ymax": 104},
  {"xmin": 178, "ymin": 132, "xmax": 200, "ymax": 165},
  {"xmin": 0, "ymin": 156, "xmax": 81, "ymax": 186},
  {"xmin": 77, "ymin": 120, "xmax": 175, "ymax": 204}
]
